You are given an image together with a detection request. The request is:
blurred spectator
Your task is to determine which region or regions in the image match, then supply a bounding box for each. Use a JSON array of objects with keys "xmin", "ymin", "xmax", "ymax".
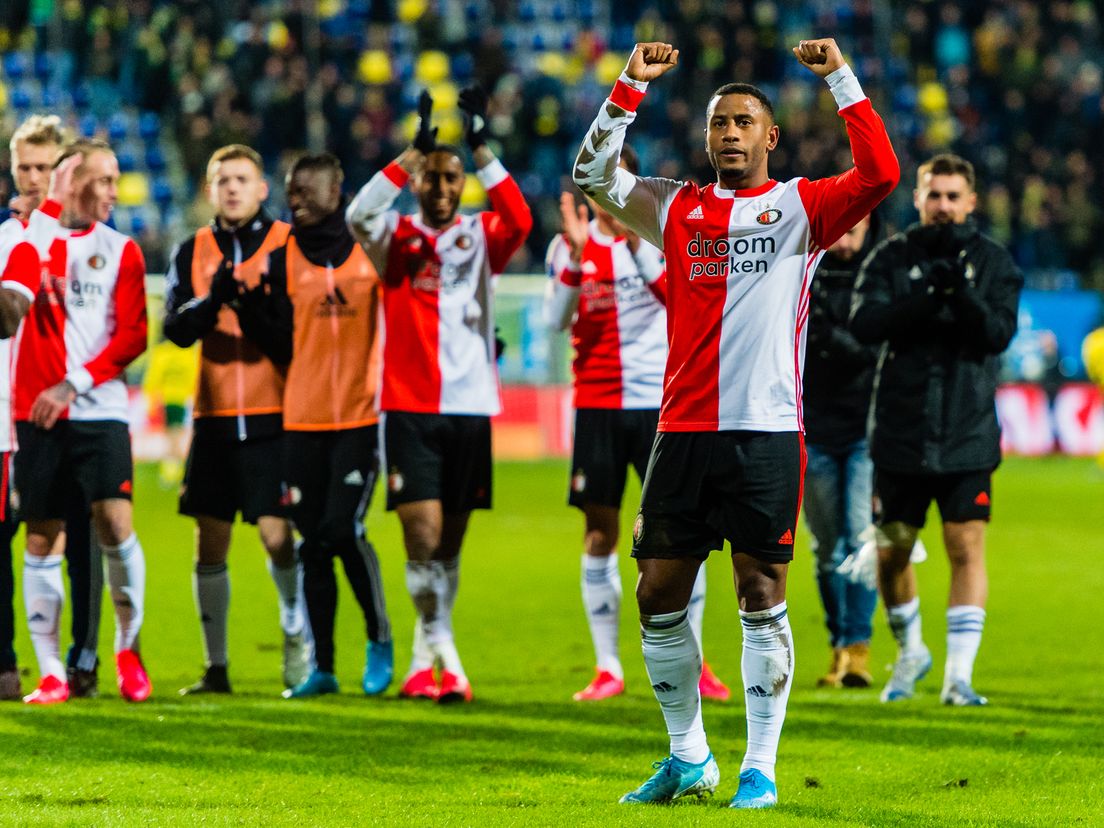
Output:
[{"xmin": 0, "ymin": 1, "xmax": 1101, "ymax": 286}]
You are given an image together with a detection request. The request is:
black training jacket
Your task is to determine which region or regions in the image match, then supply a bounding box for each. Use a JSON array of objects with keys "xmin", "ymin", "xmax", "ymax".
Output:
[
  {"xmin": 803, "ymin": 215, "xmax": 881, "ymax": 451},
  {"xmin": 849, "ymin": 220, "xmax": 1023, "ymax": 474}
]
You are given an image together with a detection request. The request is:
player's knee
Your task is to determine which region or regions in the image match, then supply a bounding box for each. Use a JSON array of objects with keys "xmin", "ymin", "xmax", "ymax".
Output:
[
  {"xmin": 876, "ymin": 521, "xmax": 917, "ymax": 554},
  {"xmin": 584, "ymin": 527, "xmax": 619, "ymax": 556}
]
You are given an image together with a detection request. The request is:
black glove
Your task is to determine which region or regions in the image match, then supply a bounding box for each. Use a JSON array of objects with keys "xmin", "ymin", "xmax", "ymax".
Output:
[
  {"xmin": 413, "ymin": 90, "xmax": 437, "ymax": 155},
  {"xmin": 925, "ymin": 255, "xmax": 967, "ymax": 299},
  {"xmin": 458, "ymin": 84, "xmax": 489, "ymax": 151},
  {"xmin": 209, "ymin": 262, "xmax": 241, "ymax": 307}
]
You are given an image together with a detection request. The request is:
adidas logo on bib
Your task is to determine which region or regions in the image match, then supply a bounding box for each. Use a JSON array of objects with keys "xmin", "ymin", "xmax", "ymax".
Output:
[{"xmin": 686, "ymin": 205, "xmax": 704, "ymax": 220}]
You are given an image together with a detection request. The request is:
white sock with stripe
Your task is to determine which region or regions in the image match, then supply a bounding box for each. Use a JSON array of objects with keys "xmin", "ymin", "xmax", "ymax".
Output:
[
  {"xmin": 886, "ymin": 597, "xmax": 925, "ymax": 655},
  {"xmin": 945, "ymin": 605, "xmax": 986, "ymax": 686},
  {"xmin": 582, "ymin": 554, "xmax": 622, "ymax": 678},
  {"xmin": 740, "ymin": 602, "xmax": 794, "ymax": 782},
  {"xmin": 194, "ymin": 563, "xmax": 230, "ymax": 667},
  {"xmin": 405, "ymin": 561, "xmax": 464, "ymax": 676},
  {"xmin": 641, "ymin": 608, "xmax": 709, "ymax": 764},
  {"xmin": 102, "ymin": 533, "xmax": 146, "ymax": 652},
  {"xmin": 23, "ymin": 552, "xmax": 66, "ymax": 680}
]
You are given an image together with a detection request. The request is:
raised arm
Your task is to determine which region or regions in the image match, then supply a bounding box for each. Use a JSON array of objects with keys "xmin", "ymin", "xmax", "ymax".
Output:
[
  {"xmin": 793, "ymin": 39, "xmax": 900, "ymax": 250},
  {"xmin": 572, "ymin": 43, "xmax": 685, "ymax": 249},
  {"xmin": 346, "ymin": 90, "xmax": 438, "ymax": 272},
  {"xmin": 542, "ymin": 194, "xmax": 589, "ymax": 331}
]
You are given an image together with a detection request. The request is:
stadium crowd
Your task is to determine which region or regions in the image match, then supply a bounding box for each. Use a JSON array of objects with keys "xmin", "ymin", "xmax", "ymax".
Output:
[{"xmin": 0, "ymin": 1, "xmax": 1101, "ymax": 287}]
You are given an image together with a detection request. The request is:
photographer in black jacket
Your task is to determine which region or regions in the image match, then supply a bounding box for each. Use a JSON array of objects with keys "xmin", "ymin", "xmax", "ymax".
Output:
[
  {"xmin": 851, "ymin": 154, "xmax": 1022, "ymax": 707},
  {"xmin": 802, "ymin": 214, "xmax": 880, "ymax": 690}
]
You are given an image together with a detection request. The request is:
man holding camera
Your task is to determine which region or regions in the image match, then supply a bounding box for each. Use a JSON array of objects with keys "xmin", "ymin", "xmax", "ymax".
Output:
[{"xmin": 850, "ymin": 153, "xmax": 1022, "ymax": 706}]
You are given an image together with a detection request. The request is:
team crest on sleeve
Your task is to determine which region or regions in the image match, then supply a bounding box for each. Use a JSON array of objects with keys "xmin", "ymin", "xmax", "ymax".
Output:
[{"xmin": 756, "ymin": 209, "xmax": 782, "ymax": 225}]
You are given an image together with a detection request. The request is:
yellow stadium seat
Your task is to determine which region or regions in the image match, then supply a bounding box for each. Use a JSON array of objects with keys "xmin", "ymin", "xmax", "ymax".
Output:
[
  {"xmin": 117, "ymin": 172, "xmax": 150, "ymax": 207},
  {"xmin": 596, "ymin": 53, "xmax": 627, "ymax": 86},
  {"xmin": 415, "ymin": 51, "xmax": 451, "ymax": 85},
  {"xmin": 460, "ymin": 174, "xmax": 487, "ymax": 208},
  {"xmin": 268, "ymin": 21, "xmax": 289, "ymax": 50},
  {"xmin": 358, "ymin": 50, "xmax": 393, "ymax": 85},
  {"xmin": 537, "ymin": 52, "xmax": 568, "ymax": 79},
  {"xmin": 398, "ymin": 0, "xmax": 428, "ymax": 23},
  {"xmin": 917, "ymin": 81, "xmax": 949, "ymax": 114},
  {"xmin": 435, "ymin": 112, "xmax": 464, "ymax": 145}
]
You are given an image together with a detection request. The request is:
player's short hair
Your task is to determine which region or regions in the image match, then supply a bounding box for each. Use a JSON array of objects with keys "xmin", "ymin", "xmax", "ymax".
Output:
[
  {"xmin": 54, "ymin": 138, "xmax": 114, "ymax": 170},
  {"xmin": 10, "ymin": 114, "xmax": 72, "ymax": 153},
  {"xmin": 287, "ymin": 152, "xmax": 344, "ymax": 185},
  {"xmin": 619, "ymin": 143, "xmax": 640, "ymax": 175},
  {"xmin": 206, "ymin": 144, "xmax": 264, "ymax": 181},
  {"xmin": 918, "ymin": 153, "xmax": 975, "ymax": 191},
  {"xmin": 709, "ymin": 83, "xmax": 775, "ymax": 120}
]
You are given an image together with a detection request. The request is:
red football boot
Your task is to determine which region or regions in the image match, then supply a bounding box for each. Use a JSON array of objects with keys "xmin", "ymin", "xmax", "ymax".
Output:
[
  {"xmin": 437, "ymin": 670, "xmax": 473, "ymax": 704},
  {"xmin": 399, "ymin": 668, "xmax": 439, "ymax": 700},
  {"xmin": 573, "ymin": 669, "xmax": 625, "ymax": 701},
  {"xmin": 116, "ymin": 650, "xmax": 152, "ymax": 702},
  {"xmin": 699, "ymin": 660, "xmax": 731, "ymax": 701},
  {"xmin": 23, "ymin": 674, "xmax": 69, "ymax": 705}
]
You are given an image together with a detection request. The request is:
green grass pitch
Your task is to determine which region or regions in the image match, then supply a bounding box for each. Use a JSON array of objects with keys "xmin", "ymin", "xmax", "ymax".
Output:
[{"xmin": 2, "ymin": 456, "xmax": 1102, "ymax": 826}]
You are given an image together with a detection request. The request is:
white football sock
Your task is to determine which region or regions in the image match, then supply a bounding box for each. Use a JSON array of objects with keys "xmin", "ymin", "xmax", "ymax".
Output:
[
  {"xmin": 641, "ymin": 608, "xmax": 709, "ymax": 764},
  {"xmin": 195, "ymin": 562, "xmax": 230, "ymax": 667},
  {"xmin": 266, "ymin": 557, "xmax": 305, "ymax": 637},
  {"xmin": 23, "ymin": 552, "xmax": 66, "ymax": 680},
  {"xmin": 688, "ymin": 564, "xmax": 706, "ymax": 657},
  {"xmin": 945, "ymin": 605, "xmax": 986, "ymax": 686},
  {"xmin": 740, "ymin": 602, "xmax": 794, "ymax": 782},
  {"xmin": 102, "ymin": 533, "xmax": 146, "ymax": 652},
  {"xmin": 886, "ymin": 597, "xmax": 925, "ymax": 654},
  {"xmin": 581, "ymin": 554, "xmax": 622, "ymax": 678},
  {"xmin": 405, "ymin": 561, "xmax": 464, "ymax": 676}
]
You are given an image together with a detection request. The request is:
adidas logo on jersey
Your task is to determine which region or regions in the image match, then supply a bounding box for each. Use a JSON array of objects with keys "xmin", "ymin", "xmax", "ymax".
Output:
[
  {"xmin": 344, "ymin": 469, "xmax": 365, "ymax": 486},
  {"xmin": 685, "ymin": 205, "xmax": 705, "ymax": 220}
]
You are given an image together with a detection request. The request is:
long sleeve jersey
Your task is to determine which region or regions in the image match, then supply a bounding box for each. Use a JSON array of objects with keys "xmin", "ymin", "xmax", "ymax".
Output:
[
  {"xmin": 346, "ymin": 158, "xmax": 532, "ymax": 416},
  {"xmin": 13, "ymin": 204, "xmax": 147, "ymax": 424},
  {"xmin": 543, "ymin": 221, "xmax": 667, "ymax": 409},
  {"xmin": 572, "ymin": 65, "xmax": 899, "ymax": 433},
  {"xmin": 0, "ymin": 202, "xmax": 61, "ymax": 450}
]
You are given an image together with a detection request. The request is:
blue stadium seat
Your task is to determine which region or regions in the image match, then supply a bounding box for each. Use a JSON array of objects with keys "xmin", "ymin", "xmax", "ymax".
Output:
[
  {"xmin": 40, "ymin": 87, "xmax": 63, "ymax": 109},
  {"xmin": 152, "ymin": 177, "xmax": 174, "ymax": 208},
  {"xmin": 145, "ymin": 146, "xmax": 167, "ymax": 173},
  {"xmin": 138, "ymin": 112, "xmax": 161, "ymax": 141},
  {"xmin": 10, "ymin": 87, "xmax": 32, "ymax": 111},
  {"xmin": 79, "ymin": 114, "xmax": 99, "ymax": 138},
  {"xmin": 107, "ymin": 113, "xmax": 130, "ymax": 142},
  {"xmin": 33, "ymin": 53, "xmax": 51, "ymax": 82},
  {"xmin": 116, "ymin": 150, "xmax": 138, "ymax": 173},
  {"xmin": 130, "ymin": 210, "xmax": 148, "ymax": 235},
  {"xmin": 71, "ymin": 84, "xmax": 91, "ymax": 112},
  {"xmin": 452, "ymin": 53, "xmax": 474, "ymax": 83},
  {"xmin": 3, "ymin": 52, "xmax": 28, "ymax": 81}
]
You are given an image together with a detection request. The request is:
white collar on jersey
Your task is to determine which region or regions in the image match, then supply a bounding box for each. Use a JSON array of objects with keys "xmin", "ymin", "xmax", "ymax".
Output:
[{"xmin": 587, "ymin": 219, "xmax": 621, "ymax": 246}]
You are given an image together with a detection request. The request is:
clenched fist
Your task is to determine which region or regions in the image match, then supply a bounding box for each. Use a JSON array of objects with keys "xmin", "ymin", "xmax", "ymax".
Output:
[
  {"xmin": 792, "ymin": 38, "xmax": 845, "ymax": 78},
  {"xmin": 624, "ymin": 42, "xmax": 679, "ymax": 84}
]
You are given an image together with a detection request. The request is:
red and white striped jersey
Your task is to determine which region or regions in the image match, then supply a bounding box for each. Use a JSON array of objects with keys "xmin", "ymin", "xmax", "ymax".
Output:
[
  {"xmin": 573, "ymin": 65, "xmax": 899, "ymax": 433},
  {"xmin": 0, "ymin": 202, "xmax": 66, "ymax": 450},
  {"xmin": 13, "ymin": 218, "xmax": 148, "ymax": 424},
  {"xmin": 543, "ymin": 222, "xmax": 667, "ymax": 409},
  {"xmin": 347, "ymin": 158, "xmax": 531, "ymax": 416}
]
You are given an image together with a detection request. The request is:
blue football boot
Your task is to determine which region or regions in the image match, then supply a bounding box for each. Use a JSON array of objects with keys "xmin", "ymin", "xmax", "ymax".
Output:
[
  {"xmin": 619, "ymin": 753, "xmax": 719, "ymax": 804},
  {"xmin": 362, "ymin": 640, "xmax": 394, "ymax": 696},
  {"xmin": 730, "ymin": 768, "xmax": 778, "ymax": 809},
  {"xmin": 282, "ymin": 670, "xmax": 339, "ymax": 699}
]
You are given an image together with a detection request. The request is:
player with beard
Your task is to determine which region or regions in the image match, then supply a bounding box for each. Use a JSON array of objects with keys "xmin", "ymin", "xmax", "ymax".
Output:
[
  {"xmin": 236, "ymin": 153, "xmax": 393, "ymax": 699},
  {"xmin": 14, "ymin": 139, "xmax": 151, "ymax": 704},
  {"xmin": 347, "ymin": 87, "xmax": 531, "ymax": 703},
  {"xmin": 573, "ymin": 40, "xmax": 898, "ymax": 806},
  {"xmin": 163, "ymin": 144, "xmax": 309, "ymax": 696}
]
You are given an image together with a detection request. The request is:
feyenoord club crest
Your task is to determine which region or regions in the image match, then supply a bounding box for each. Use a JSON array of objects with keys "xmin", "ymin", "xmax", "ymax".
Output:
[
  {"xmin": 389, "ymin": 468, "xmax": 405, "ymax": 493},
  {"xmin": 571, "ymin": 470, "xmax": 586, "ymax": 493},
  {"xmin": 756, "ymin": 208, "xmax": 782, "ymax": 225},
  {"xmin": 87, "ymin": 253, "xmax": 106, "ymax": 269},
  {"xmin": 633, "ymin": 513, "xmax": 644, "ymax": 543},
  {"xmin": 455, "ymin": 233, "xmax": 472, "ymax": 250}
]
